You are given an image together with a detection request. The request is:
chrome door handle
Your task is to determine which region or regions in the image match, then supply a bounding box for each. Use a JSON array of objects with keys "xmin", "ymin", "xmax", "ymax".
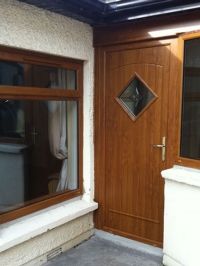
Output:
[{"xmin": 152, "ymin": 136, "xmax": 166, "ymax": 161}]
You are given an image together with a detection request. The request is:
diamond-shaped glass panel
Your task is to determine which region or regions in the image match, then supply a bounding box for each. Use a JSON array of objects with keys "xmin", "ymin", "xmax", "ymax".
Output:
[{"xmin": 118, "ymin": 74, "xmax": 156, "ymax": 118}]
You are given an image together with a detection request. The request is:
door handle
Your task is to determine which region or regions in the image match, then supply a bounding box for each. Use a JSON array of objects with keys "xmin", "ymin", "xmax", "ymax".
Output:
[
  {"xmin": 152, "ymin": 136, "xmax": 166, "ymax": 161},
  {"xmin": 153, "ymin": 144, "xmax": 165, "ymax": 148}
]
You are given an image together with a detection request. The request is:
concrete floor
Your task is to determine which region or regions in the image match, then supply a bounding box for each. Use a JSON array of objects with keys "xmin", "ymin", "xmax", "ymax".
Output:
[{"xmin": 45, "ymin": 233, "xmax": 163, "ymax": 266}]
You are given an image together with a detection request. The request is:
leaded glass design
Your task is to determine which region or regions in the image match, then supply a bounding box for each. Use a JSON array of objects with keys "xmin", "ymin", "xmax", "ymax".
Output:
[{"xmin": 118, "ymin": 74, "xmax": 156, "ymax": 119}]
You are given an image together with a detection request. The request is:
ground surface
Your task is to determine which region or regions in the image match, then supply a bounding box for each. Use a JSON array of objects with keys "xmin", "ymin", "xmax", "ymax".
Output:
[{"xmin": 45, "ymin": 235, "xmax": 163, "ymax": 266}]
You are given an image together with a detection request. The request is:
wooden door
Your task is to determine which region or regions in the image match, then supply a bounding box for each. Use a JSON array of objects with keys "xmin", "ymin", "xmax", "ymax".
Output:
[{"xmin": 95, "ymin": 41, "xmax": 172, "ymax": 246}]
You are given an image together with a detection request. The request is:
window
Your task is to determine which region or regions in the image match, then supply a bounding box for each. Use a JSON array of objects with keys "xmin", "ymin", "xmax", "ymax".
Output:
[
  {"xmin": 0, "ymin": 47, "xmax": 83, "ymax": 223},
  {"xmin": 180, "ymin": 38, "xmax": 200, "ymax": 161}
]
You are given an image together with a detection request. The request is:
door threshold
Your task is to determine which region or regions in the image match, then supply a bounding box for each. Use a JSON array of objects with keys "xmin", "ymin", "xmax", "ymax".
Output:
[{"xmin": 94, "ymin": 229, "xmax": 163, "ymax": 258}]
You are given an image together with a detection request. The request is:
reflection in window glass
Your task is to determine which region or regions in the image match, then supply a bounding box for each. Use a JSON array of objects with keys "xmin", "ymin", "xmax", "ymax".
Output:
[
  {"xmin": 180, "ymin": 38, "xmax": 200, "ymax": 159},
  {"xmin": 0, "ymin": 100, "xmax": 25, "ymax": 139},
  {"xmin": 0, "ymin": 100, "xmax": 78, "ymax": 213},
  {"xmin": 0, "ymin": 60, "xmax": 77, "ymax": 89}
]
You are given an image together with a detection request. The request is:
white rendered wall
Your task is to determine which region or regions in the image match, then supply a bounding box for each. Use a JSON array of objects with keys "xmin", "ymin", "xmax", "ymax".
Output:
[
  {"xmin": 0, "ymin": 0, "xmax": 95, "ymax": 264},
  {"xmin": 1, "ymin": 213, "xmax": 94, "ymax": 266},
  {"xmin": 162, "ymin": 166, "xmax": 200, "ymax": 266}
]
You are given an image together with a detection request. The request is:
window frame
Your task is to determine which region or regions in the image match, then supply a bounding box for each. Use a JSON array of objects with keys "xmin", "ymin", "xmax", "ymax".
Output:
[
  {"xmin": 0, "ymin": 45, "xmax": 83, "ymax": 223},
  {"xmin": 176, "ymin": 32, "xmax": 200, "ymax": 169}
]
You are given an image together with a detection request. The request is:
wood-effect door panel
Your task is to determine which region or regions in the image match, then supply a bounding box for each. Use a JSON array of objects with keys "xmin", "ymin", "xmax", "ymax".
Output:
[{"xmin": 103, "ymin": 44, "xmax": 170, "ymax": 246}]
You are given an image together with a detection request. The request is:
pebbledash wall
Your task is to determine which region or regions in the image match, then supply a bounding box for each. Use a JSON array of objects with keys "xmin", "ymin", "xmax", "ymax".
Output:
[{"xmin": 0, "ymin": 0, "xmax": 97, "ymax": 265}]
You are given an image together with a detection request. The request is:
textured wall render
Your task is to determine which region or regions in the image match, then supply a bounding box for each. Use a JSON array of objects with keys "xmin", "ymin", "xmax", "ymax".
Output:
[
  {"xmin": 1, "ymin": 214, "xmax": 93, "ymax": 266},
  {"xmin": 0, "ymin": 0, "xmax": 92, "ymax": 59},
  {"xmin": 0, "ymin": 0, "xmax": 94, "ymax": 264}
]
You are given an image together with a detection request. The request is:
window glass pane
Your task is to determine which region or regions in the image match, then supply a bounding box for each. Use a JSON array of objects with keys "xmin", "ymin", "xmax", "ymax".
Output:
[
  {"xmin": 0, "ymin": 100, "xmax": 78, "ymax": 213},
  {"xmin": 0, "ymin": 60, "xmax": 77, "ymax": 90},
  {"xmin": 180, "ymin": 38, "xmax": 200, "ymax": 159}
]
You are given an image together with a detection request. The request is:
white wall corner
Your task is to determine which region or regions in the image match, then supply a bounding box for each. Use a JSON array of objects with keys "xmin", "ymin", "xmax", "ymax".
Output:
[
  {"xmin": 162, "ymin": 165, "xmax": 200, "ymax": 266},
  {"xmin": 161, "ymin": 165, "xmax": 200, "ymax": 187},
  {"xmin": 163, "ymin": 254, "xmax": 183, "ymax": 266}
]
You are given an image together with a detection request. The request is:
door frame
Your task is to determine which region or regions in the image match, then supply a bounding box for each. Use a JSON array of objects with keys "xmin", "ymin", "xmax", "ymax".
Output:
[{"xmin": 94, "ymin": 38, "xmax": 181, "ymax": 245}]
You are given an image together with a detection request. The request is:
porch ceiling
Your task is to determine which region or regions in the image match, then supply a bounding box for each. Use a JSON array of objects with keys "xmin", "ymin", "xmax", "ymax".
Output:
[{"xmin": 19, "ymin": 0, "xmax": 200, "ymax": 26}]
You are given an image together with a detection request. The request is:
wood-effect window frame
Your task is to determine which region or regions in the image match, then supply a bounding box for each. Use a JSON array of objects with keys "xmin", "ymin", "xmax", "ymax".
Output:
[
  {"xmin": 0, "ymin": 45, "xmax": 83, "ymax": 223},
  {"xmin": 175, "ymin": 32, "xmax": 200, "ymax": 169}
]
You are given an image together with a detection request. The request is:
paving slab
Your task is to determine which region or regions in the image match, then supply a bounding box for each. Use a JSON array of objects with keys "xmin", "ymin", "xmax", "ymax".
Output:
[{"xmin": 45, "ymin": 235, "xmax": 163, "ymax": 266}]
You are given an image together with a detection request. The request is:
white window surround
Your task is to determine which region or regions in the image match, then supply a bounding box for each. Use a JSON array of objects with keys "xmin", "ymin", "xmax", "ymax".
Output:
[{"xmin": 0, "ymin": 197, "xmax": 98, "ymax": 253}]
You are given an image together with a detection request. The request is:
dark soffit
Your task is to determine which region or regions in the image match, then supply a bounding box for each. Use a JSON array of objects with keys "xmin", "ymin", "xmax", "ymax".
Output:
[{"xmin": 19, "ymin": 0, "xmax": 200, "ymax": 26}]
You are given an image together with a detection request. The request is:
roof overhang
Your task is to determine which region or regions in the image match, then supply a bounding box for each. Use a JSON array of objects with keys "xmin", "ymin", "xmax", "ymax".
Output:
[{"xmin": 19, "ymin": 0, "xmax": 200, "ymax": 26}]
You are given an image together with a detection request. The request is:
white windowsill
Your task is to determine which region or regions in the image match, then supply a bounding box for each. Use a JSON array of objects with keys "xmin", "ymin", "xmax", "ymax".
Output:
[
  {"xmin": 0, "ymin": 197, "xmax": 98, "ymax": 253},
  {"xmin": 161, "ymin": 165, "xmax": 200, "ymax": 187}
]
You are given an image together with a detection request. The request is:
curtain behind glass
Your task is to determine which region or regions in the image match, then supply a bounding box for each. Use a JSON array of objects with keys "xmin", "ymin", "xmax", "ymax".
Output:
[{"xmin": 48, "ymin": 69, "xmax": 77, "ymax": 191}]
